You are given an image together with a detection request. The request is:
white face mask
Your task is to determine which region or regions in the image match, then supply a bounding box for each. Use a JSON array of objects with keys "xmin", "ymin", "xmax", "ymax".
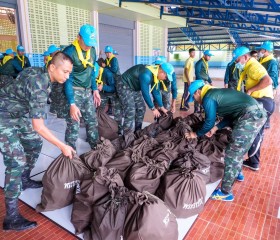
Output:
[
  {"xmin": 235, "ymin": 62, "xmax": 245, "ymax": 70},
  {"xmin": 258, "ymin": 52, "xmax": 264, "ymax": 58}
]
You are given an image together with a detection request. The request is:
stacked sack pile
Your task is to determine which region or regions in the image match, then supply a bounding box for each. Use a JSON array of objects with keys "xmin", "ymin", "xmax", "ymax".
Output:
[{"xmin": 36, "ymin": 110, "xmax": 232, "ymax": 240}]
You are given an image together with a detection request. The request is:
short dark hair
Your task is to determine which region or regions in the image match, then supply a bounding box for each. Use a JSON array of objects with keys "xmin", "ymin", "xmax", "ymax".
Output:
[
  {"xmin": 48, "ymin": 52, "xmax": 73, "ymax": 66},
  {"xmin": 189, "ymin": 48, "xmax": 195, "ymax": 54},
  {"xmin": 97, "ymin": 57, "xmax": 105, "ymax": 67},
  {"xmin": 250, "ymin": 50, "xmax": 258, "ymax": 56}
]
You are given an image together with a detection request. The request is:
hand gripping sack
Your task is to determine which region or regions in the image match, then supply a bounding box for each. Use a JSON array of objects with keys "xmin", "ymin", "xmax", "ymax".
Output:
[
  {"xmin": 125, "ymin": 156, "xmax": 168, "ymax": 194},
  {"xmin": 97, "ymin": 108, "xmax": 119, "ymax": 140},
  {"xmin": 157, "ymin": 111, "xmax": 173, "ymax": 130},
  {"xmin": 124, "ymin": 191, "xmax": 178, "ymax": 240},
  {"xmin": 36, "ymin": 154, "xmax": 90, "ymax": 212},
  {"xmin": 105, "ymin": 149, "xmax": 133, "ymax": 180},
  {"xmin": 80, "ymin": 138, "xmax": 117, "ymax": 172},
  {"xmin": 86, "ymin": 186, "xmax": 130, "ymax": 240},
  {"xmin": 71, "ymin": 167, "xmax": 124, "ymax": 234},
  {"xmin": 157, "ymin": 167, "xmax": 206, "ymax": 218}
]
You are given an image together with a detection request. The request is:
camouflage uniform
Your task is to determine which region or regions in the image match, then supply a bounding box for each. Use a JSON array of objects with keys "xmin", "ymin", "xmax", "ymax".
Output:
[
  {"xmin": 65, "ymin": 88, "xmax": 98, "ymax": 149},
  {"xmin": 0, "ymin": 67, "xmax": 49, "ymax": 199},
  {"xmin": 63, "ymin": 44, "xmax": 98, "ymax": 149},
  {"xmin": 49, "ymin": 82, "xmax": 68, "ymax": 118},
  {"xmin": 222, "ymin": 107, "xmax": 266, "ymax": 193}
]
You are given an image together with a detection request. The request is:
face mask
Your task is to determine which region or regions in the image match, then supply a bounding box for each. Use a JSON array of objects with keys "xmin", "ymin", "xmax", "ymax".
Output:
[
  {"xmin": 258, "ymin": 52, "xmax": 264, "ymax": 58},
  {"xmin": 235, "ymin": 62, "xmax": 245, "ymax": 70}
]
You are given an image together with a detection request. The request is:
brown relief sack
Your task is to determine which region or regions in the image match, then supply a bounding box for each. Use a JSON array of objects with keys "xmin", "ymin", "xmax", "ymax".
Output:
[
  {"xmin": 134, "ymin": 122, "xmax": 163, "ymax": 138},
  {"xmin": 71, "ymin": 167, "xmax": 124, "ymax": 235},
  {"xmin": 97, "ymin": 108, "xmax": 119, "ymax": 140},
  {"xmin": 105, "ymin": 149, "xmax": 133, "ymax": 180},
  {"xmin": 157, "ymin": 167, "xmax": 206, "ymax": 218},
  {"xmin": 111, "ymin": 129, "xmax": 135, "ymax": 151},
  {"xmin": 125, "ymin": 156, "xmax": 168, "ymax": 194},
  {"xmin": 210, "ymin": 159, "xmax": 225, "ymax": 183},
  {"xmin": 36, "ymin": 154, "xmax": 90, "ymax": 212},
  {"xmin": 183, "ymin": 113, "xmax": 204, "ymax": 126},
  {"xmin": 80, "ymin": 138, "xmax": 117, "ymax": 171},
  {"xmin": 124, "ymin": 191, "xmax": 178, "ymax": 240},
  {"xmin": 157, "ymin": 111, "xmax": 173, "ymax": 130},
  {"xmin": 147, "ymin": 141, "xmax": 179, "ymax": 163},
  {"xmin": 155, "ymin": 129, "xmax": 182, "ymax": 144},
  {"xmin": 171, "ymin": 149, "xmax": 211, "ymax": 183},
  {"xmin": 86, "ymin": 186, "xmax": 130, "ymax": 240}
]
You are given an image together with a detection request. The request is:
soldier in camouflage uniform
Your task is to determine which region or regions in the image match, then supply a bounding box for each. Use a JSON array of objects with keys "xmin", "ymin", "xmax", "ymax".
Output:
[
  {"xmin": 95, "ymin": 60, "xmax": 122, "ymax": 132},
  {"xmin": 185, "ymin": 80, "xmax": 266, "ymax": 202},
  {"xmin": 116, "ymin": 63, "xmax": 174, "ymax": 132},
  {"xmin": 0, "ymin": 52, "xmax": 75, "ymax": 231},
  {"xmin": 63, "ymin": 24, "xmax": 101, "ymax": 149}
]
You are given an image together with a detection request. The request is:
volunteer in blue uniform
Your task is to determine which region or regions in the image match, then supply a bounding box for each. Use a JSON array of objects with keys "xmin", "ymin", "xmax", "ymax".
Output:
[{"xmin": 12, "ymin": 45, "xmax": 31, "ymax": 76}]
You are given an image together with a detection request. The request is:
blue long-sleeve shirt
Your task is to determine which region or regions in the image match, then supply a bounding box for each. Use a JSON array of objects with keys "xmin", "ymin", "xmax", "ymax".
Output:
[
  {"xmin": 195, "ymin": 58, "xmax": 212, "ymax": 83},
  {"xmin": 101, "ymin": 68, "xmax": 116, "ymax": 93},
  {"xmin": 260, "ymin": 58, "xmax": 279, "ymax": 89},
  {"xmin": 106, "ymin": 57, "xmax": 121, "ymax": 75},
  {"xmin": 63, "ymin": 44, "xmax": 97, "ymax": 104},
  {"xmin": 171, "ymin": 72, "xmax": 178, "ymax": 99}
]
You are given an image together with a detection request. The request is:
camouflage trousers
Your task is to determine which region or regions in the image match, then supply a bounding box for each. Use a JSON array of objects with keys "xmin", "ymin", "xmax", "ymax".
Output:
[
  {"xmin": 49, "ymin": 82, "xmax": 68, "ymax": 118},
  {"xmin": 0, "ymin": 75, "xmax": 13, "ymax": 88},
  {"xmin": 0, "ymin": 114, "xmax": 43, "ymax": 199},
  {"xmin": 99, "ymin": 92, "xmax": 123, "ymax": 131},
  {"xmin": 65, "ymin": 88, "xmax": 99, "ymax": 150},
  {"xmin": 116, "ymin": 80, "xmax": 146, "ymax": 132},
  {"xmin": 221, "ymin": 106, "xmax": 267, "ymax": 194}
]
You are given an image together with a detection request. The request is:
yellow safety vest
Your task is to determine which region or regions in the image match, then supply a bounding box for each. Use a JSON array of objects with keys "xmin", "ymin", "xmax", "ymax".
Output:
[
  {"xmin": 72, "ymin": 39, "xmax": 93, "ymax": 68},
  {"xmin": 259, "ymin": 54, "xmax": 274, "ymax": 64},
  {"xmin": 201, "ymin": 84, "xmax": 216, "ymax": 100},
  {"xmin": 3, "ymin": 56, "xmax": 13, "ymax": 65},
  {"xmin": 17, "ymin": 54, "xmax": 25, "ymax": 68},
  {"xmin": 146, "ymin": 65, "xmax": 168, "ymax": 92},
  {"xmin": 106, "ymin": 55, "xmax": 115, "ymax": 67},
  {"xmin": 202, "ymin": 57, "xmax": 209, "ymax": 74},
  {"xmin": 96, "ymin": 67, "xmax": 104, "ymax": 85}
]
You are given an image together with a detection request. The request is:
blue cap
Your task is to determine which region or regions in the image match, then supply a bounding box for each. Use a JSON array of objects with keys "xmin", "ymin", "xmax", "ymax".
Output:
[
  {"xmin": 94, "ymin": 61, "xmax": 100, "ymax": 79},
  {"xmin": 204, "ymin": 50, "xmax": 214, "ymax": 56},
  {"xmin": 153, "ymin": 56, "xmax": 167, "ymax": 65},
  {"xmin": 5, "ymin": 48, "xmax": 14, "ymax": 55},
  {"xmin": 113, "ymin": 50, "xmax": 119, "ymax": 55},
  {"xmin": 79, "ymin": 24, "xmax": 97, "ymax": 47},
  {"xmin": 42, "ymin": 51, "xmax": 49, "ymax": 56},
  {"xmin": 17, "ymin": 45, "xmax": 25, "ymax": 52},
  {"xmin": 187, "ymin": 80, "xmax": 205, "ymax": 103},
  {"xmin": 160, "ymin": 62, "xmax": 174, "ymax": 81},
  {"xmin": 256, "ymin": 41, "xmax": 274, "ymax": 51},
  {"xmin": 0, "ymin": 53, "xmax": 3, "ymax": 59},
  {"xmin": 232, "ymin": 46, "xmax": 250, "ymax": 61},
  {"xmin": 48, "ymin": 45, "xmax": 60, "ymax": 55},
  {"xmin": 104, "ymin": 46, "xmax": 113, "ymax": 53}
]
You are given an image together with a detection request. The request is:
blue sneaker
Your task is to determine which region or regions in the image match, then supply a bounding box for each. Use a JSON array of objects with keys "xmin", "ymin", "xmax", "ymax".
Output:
[
  {"xmin": 210, "ymin": 188, "xmax": 234, "ymax": 201},
  {"xmin": 236, "ymin": 171, "xmax": 244, "ymax": 182}
]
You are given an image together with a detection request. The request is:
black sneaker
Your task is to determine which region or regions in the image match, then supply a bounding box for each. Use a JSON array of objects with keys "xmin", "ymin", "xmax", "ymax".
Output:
[{"xmin": 243, "ymin": 161, "xmax": 259, "ymax": 171}]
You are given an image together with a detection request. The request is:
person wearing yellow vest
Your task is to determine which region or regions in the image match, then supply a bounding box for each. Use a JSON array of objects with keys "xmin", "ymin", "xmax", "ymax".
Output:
[
  {"xmin": 63, "ymin": 24, "xmax": 101, "ymax": 150},
  {"xmin": 224, "ymin": 60, "xmax": 240, "ymax": 90},
  {"xmin": 185, "ymin": 80, "xmax": 266, "ymax": 201},
  {"xmin": 257, "ymin": 41, "xmax": 279, "ymax": 95},
  {"xmin": 194, "ymin": 50, "xmax": 214, "ymax": 113},
  {"xmin": 233, "ymin": 46, "xmax": 275, "ymax": 171},
  {"xmin": 12, "ymin": 45, "xmax": 31, "ymax": 77},
  {"xmin": 256, "ymin": 41, "xmax": 279, "ymax": 129},
  {"xmin": 95, "ymin": 59, "xmax": 122, "ymax": 133},
  {"xmin": 0, "ymin": 52, "xmax": 3, "ymax": 66},
  {"xmin": 181, "ymin": 48, "xmax": 195, "ymax": 111},
  {"xmin": 0, "ymin": 49, "xmax": 16, "ymax": 78},
  {"xmin": 116, "ymin": 63, "xmax": 174, "ymax": 132},
  {"xmin": 42, "ymin": 51, "xmax": 49, "ymax": 65},
  {"xmin": 102, "ymin": 46, "xmax": 121, "ymax": 115}
]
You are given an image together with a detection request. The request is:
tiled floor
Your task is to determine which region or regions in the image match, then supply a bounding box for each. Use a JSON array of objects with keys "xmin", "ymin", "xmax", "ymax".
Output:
[{"xmin": 0, "ymin": 73, "xmax": 279, "ymax": 240}]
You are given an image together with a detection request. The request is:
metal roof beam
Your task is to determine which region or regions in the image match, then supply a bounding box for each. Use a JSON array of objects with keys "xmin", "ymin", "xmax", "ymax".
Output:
[
  {"xmin": 179, "ymin": 26, "xmax": 206, "ymax": 51},
  {"xmin": 227, "ymin": 30, "xmax": 243, "ymax": 46},
  {"xmin": 120, "ymin": 0, "xmax": 280, "ymax": 14},
  {"xmin": 164, "ymin": 7, "xmax": 280, "ymax": 29}
]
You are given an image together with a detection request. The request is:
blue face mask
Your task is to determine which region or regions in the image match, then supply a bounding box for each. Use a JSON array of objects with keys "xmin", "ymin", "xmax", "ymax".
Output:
[{"xmin": 235, "ymin": 62, "xmax": 245, "ymax": 70}]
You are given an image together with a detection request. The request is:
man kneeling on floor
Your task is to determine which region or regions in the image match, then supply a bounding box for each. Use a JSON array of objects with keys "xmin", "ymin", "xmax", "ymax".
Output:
[
  {"xmin": 185, "ymin": 80, "xmax": 267, "ymax": 201},
  {"xmin": 0, "ymin": 52, "xmax": 75, "ymax": 231}
]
